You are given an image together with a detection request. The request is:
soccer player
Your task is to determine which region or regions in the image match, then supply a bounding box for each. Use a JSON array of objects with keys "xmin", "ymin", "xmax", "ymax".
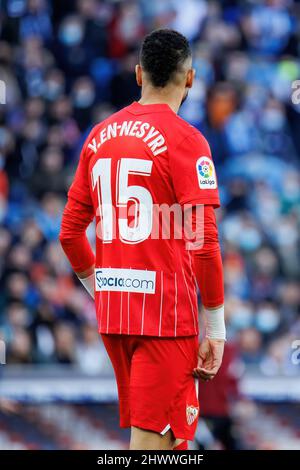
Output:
[{"xmin": 59, "ymin": 29, "xmax": 226, "ymax": 451}]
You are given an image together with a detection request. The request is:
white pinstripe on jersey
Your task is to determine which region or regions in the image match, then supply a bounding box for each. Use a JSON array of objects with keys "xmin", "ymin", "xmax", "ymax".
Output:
[
  {"xmin": 182, "ymin": 266, "xmax": 197, "ymax": 334},
  {"xmin": 106, "ymin": 290, "xmax": 110, "ymax": 333},
  {"xmin": 174, "ymin": 272, "xmax": 178, "ymax": 336},
  {"xmin": 158, "ymin": 271, "xmax": 164, "ymax": 336},
  {"xmin": 127, "ymin": 292, "xmax": 130, "ymax": 335},
  {"xmin": 119, "ymin": 291, "xmax": 123, "ymax": 334},
  {"xmin": 141, "ymin": 292, "xmax": 146, "ymax": 335}
]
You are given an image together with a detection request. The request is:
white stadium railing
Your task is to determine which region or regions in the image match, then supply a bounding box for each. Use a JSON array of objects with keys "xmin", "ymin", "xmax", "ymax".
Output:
[{"xmin": 0, "ymin": 366, "xmax": 300, "ymax": 403}]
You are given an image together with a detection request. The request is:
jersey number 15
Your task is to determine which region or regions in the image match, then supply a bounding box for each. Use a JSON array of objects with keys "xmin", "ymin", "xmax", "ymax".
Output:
[{"xmin": 92, "ymin": 158, "xmax": 153, "ymax": 244}]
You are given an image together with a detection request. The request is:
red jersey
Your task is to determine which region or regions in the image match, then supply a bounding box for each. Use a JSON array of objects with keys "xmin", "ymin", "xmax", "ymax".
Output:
[{"xmin": 68, "ymin": 102, "xmax": 220, "ymax": 337}]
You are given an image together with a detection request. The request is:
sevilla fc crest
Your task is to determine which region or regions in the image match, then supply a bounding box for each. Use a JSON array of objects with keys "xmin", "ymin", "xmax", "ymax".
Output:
[{"xmin": 186, "ymin": 405, "xmax": 199, "ymax": 425}]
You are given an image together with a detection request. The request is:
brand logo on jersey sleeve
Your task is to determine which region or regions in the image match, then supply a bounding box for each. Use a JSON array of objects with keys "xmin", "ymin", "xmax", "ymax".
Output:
[
  {"xmin": 186, "ymin": 405, "xmax": 199, "ymax": 425},
  {"xmin": 196, "ymin": 157, "xmax": 217, "ymax": 189},
  {"xmin": 95, "ymin": 268, "xmax": 156, "ymax": 294}
]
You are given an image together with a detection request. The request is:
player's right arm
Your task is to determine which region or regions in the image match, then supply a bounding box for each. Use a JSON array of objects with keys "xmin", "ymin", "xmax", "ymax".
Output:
[
  {"xmin": 59, "ymin": 130, "xmax": 96, "ymax": 298},
  {"xmin": 169, "ymin": 130, "xmax": 226, "ymax": 380},
  {"xmin": 191, "ymin": 204, "xmax": 225, "ymax": 381}
]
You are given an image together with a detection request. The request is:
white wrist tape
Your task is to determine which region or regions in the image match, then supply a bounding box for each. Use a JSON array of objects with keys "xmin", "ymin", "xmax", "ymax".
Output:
[
  {"xmin": 78, "ymin": 272, "xmax": 95, "ymax": 299},
  {"xmin": 204, "ymin": 305, "xmax": 226, "ymax": 340}
]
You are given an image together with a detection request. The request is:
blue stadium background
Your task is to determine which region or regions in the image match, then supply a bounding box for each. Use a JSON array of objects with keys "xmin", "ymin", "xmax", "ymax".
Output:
[{"xmin": 0, "ymin": 0, "xmax": 299, "ymax": 450}]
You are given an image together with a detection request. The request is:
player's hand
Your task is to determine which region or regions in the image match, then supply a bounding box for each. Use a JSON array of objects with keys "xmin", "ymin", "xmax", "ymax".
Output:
[{"xmin": 193, "ymin": 337, "xmax": 225, "ymax": 381}]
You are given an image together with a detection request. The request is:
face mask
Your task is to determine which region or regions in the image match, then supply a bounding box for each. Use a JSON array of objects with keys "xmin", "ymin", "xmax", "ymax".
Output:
[
  {"xmin": 245, "ymin": 87, "xmax": 267, "ymax": 111},
  {"xmin": 59, "ymin": 24, "xmax": 83, "ymax": 46},
  {"xmin": 73, "ymin": 90, "xmax": 95, "ymax": 108},
  {"xmin": 277, "ymin": 223, "xmax": 297, "ymax": 246},
  {"xmin": 44, "ymin": 81, "xmax": 64, "ymax": 100},
  {"xmin": 0, "ymin": 198, "xmax": 7, "ymax": 223},
  {"xmin": 231, "ymin": 306, "xmax": 253, "ymax": 330},
  {"xmin": 283, "ymin": 177, "xmax": 300, "ymax": 202},
  {"xmin": 261, "ymin": 109, "xmax": 285, "ymax": 131},
  {"xmin": 240, "ymin": 228, "xmax": 261, "ymax": 251},
  {"xmin": 256, "ymin": 308, "xmax": 280, "ymax": 334},
  {"xmin": 7, "ymin": 0, "xmax": 26, "ymax": 17}
]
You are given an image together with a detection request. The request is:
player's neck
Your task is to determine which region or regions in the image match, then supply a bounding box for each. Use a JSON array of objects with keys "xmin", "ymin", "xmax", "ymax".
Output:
[{"xmin": 139, "ymin": 87, "xmax": 184, "ymax": 114}]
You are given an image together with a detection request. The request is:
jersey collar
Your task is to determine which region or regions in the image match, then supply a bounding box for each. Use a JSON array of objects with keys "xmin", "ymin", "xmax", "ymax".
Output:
[{"xmin": 126, "ymin": 101, "xmax": 174, "ymax": 115}]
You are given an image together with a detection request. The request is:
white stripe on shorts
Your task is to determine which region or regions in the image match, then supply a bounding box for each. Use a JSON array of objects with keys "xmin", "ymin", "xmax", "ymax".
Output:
[{"xmin": 160, "ymin": 424, "xmax": 171, "ymax": 436}]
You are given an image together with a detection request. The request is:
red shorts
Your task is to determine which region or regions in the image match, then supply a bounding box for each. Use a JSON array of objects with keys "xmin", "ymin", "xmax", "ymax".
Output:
[{"xmin": 101, "ymin": 334, "xmax": 199, "ymax": 441}]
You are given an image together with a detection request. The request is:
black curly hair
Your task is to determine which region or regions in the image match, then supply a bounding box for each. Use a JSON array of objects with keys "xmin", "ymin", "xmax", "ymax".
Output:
[{"xmin": 140, "ymin": 29, "xmax": 191, "ymax": 88}]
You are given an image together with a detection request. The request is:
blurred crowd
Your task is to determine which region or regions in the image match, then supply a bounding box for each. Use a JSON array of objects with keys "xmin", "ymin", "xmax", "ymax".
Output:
[{"xmin": 0, "ymin": 0, "xmax": 299, "ymax": 375}]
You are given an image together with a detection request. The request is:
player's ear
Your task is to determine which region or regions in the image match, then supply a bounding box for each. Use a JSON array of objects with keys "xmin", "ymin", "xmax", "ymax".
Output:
[
  {"xmin": 186, "ymin": 68, "xmax": 195, "ymax": 89},
  {"xmin": 135, "ymin": 64, "xmax": 142, "ymax": 87}
]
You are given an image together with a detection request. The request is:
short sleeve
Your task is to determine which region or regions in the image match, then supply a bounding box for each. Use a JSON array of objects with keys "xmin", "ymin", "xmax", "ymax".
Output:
[
  {"xmin": 68, "ymin": 129, "xmax": 94, "ymax": 207},
  {"xmin": 169, "ymin": 132, "xmax": 220, "ymax": 208}
]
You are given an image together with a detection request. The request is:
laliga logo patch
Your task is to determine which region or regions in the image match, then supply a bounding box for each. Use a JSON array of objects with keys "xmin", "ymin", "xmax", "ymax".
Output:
[
  {"xmin": 186, "ymin": 405, "xmax": 199, "ymax": 425},
  {"xmin": 196, "ymin": 157, "xmax": 217, "ymax": 189}
]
